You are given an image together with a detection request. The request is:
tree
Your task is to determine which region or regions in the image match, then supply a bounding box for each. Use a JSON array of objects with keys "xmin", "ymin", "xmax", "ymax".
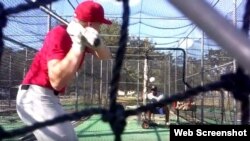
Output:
[{"xmin": 100, "ymin": 20, "xmax": 121, "ymax": 47}]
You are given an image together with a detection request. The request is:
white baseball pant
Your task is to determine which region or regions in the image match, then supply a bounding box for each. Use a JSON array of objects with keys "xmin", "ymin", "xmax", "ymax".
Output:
[{"xmin": 16, "ymin": 85, "xmax": 78, "ymax": 141}]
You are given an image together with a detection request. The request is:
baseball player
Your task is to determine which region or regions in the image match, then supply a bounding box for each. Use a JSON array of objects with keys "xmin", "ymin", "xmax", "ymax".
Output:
[
  {"xmin": 16, "ymin": 1, "xmax": 112, "ymax": 141},
  {"xmin": 146, "ymin": 85, "xmax": 170, "ymax": 125}
]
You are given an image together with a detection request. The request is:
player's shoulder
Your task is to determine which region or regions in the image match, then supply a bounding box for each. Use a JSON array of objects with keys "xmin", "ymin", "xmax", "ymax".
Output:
[
  {"xmin": 51, "ymin": 25, "xmax": 67, "ymax": 34},
  {"xmin": 47, "ymin": 24, "xmax": 70, "ymax": 41},
  {"xmin": 48, "ymin": 25, "xmax": 67, "ymax": 36}
]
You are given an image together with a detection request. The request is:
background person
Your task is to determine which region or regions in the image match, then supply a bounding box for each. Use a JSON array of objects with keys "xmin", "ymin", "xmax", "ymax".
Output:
[{"xmin": 146, "ymin": 85, "xmax": 170, "ymax": 126}]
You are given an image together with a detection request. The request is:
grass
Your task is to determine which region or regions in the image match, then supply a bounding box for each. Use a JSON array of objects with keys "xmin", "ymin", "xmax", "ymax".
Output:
[{"xmin": 117, "ymin": 96, "xmax": 138, "ymax": 106}]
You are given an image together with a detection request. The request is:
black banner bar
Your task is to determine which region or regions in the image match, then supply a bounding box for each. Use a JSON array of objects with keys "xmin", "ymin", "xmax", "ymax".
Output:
[{"xmin": 170, "ymin": 125, "xmax": 249, "ymax": 140}]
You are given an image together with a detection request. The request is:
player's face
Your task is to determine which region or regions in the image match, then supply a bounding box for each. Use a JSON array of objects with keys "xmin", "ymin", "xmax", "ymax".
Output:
[
  {"xmin": 153, "ymin": 91, "xmax": 157, "ymax": 96},
  {"xmin": 78, "ymin": 20, "xmax": 101, "ymax": 32},
  {"xmin": 88, "ymin": 22, "xmax": 101, "ymax": 32}
]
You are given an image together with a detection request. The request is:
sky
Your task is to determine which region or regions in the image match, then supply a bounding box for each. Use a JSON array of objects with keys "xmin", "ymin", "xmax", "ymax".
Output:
[
  {"xmin": 52, "ymin": 0, "xmax": 189, "ymax": 47},
  {"xmin": 98, "ymin": 0, "xmax": 142, "ymax": 7},
  {"xmin": 50, "ymin": 0, "xmax": 244, "ymax": 50},
  {"xmin": 2, "ymin": 0, "xmax": 245, "ymax": 52}
]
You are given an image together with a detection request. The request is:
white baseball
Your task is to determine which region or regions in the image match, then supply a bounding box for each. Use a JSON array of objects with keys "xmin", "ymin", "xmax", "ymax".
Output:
[{"xmin": 149, "ymin": 77, "xmax": 155, "ymax": 82}]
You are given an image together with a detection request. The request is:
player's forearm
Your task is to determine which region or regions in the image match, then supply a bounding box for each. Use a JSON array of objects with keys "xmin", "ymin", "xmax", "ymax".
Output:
[
  {"xmin": 148, "ymin": 95, "xmax": 157, "ymax": 100},
  {"xmin": 48, "ymin": 49, "xmax": 83, "ymax": 90}
]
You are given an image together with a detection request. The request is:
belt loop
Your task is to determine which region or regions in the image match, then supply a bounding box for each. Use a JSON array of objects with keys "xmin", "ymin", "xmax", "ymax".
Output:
[
  {"xmin": 20, "ymin": 84, "xmax": 59, "ymax": 96},
  {"xmin": 21, "ymin": 85, "xmax": 30, "ymax": 90},
  {"xmin": 54, "ymin": 90, "xmax": 59, "ymax": 96}
]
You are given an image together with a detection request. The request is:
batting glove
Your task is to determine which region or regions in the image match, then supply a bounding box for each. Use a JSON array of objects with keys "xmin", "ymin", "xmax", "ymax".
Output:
[
  {"xmin": 66, "ymin": 20, "xmax": 87, "ymax": 52},
  {"xmin": 80, "ymin": 27, "xmax": 103, "ymax": 49}
]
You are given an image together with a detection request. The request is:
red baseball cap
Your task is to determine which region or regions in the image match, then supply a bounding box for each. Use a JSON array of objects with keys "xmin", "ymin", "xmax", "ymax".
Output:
[{"xmin": 74, "ymin": 1, "xmax": 112, "ymax": 25}]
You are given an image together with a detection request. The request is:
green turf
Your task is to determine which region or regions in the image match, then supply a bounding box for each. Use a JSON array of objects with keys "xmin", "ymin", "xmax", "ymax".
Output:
[{"xmin": 75, "ymin": 115, "xmax": 170, "ymax": 141}]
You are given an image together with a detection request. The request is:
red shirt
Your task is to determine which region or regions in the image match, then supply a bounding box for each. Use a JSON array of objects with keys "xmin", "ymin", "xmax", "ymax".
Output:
[{"xmin": 22, "ymin": 25, "xmax": 90, "ymax": 93}]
